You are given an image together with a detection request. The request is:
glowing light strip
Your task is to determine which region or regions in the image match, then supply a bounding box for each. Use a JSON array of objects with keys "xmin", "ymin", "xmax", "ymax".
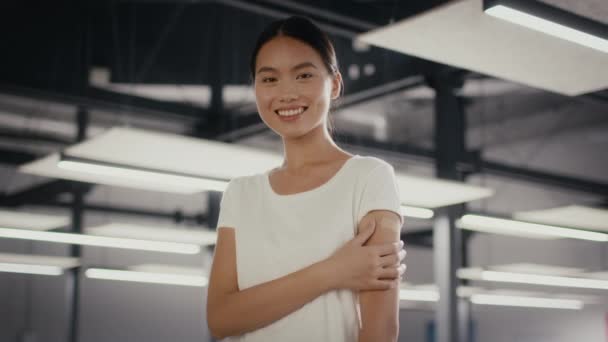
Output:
[
  {"xmin": 486, "ymin": 5, "xmax": 608, "ymax": 54},
  {"xmin": 457, "ymin": 214, "xmax": 608, "ymax": 242},
  {"xmin": 0, "ymin": 262, "xmax": 63, "ymax": 276},
  {"xmin": 85, "ymin": 268, "xmax": 208, "ymax": 287},
  {"xmin": 400, "ymin": 205, "xmax": 434, "ymax": 219},
  {"xmin": 399, "ymin": 288, "xmax": 583, "ymax": 310},
  {"xmin": 0, "ymin": 227, "xmax": 201, "ymax": 254},
  {"xmin": 58, "ymin": 158, "xmax": 228, "ymax": 192},
  {"xmin": 470, "ymin": 293, "xmax": 583, "ymax": 310},
  {"xmin": 469, "ymin": 270, "xmax": 608, "ymax": 290},
  {"xmin": 399, "ymin": 289, "xmax": 440, "ymax": 302}
]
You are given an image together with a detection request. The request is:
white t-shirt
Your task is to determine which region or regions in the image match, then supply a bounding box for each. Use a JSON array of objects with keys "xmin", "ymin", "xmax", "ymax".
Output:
[{"xmin": 216, "ymin": 155, "xmax": 402, "ymax": 342}]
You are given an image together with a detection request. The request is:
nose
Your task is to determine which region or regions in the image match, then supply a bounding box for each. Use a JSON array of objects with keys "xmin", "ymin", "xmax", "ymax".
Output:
[
  {"xmin": 278, "ymin": 81, "xmax": 299, "ymax": 102},
  {"xmin": 279, "ymin": 93, "xmax": 298, "ymax": 102}
]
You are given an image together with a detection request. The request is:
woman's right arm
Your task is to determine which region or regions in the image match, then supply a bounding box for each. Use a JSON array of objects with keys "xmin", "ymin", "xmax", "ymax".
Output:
[
  {"xmin": 206, "ymin": 227, "xmax": 334, "ymax": 339},
  {"xmin": 206, "ymin": 222, "xmax": 405, "ymax": 339}
]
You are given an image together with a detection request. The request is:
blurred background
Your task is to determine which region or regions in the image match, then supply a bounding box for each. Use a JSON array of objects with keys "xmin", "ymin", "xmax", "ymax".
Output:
[{"xmin": 0, "ymin": 0, "xmax": 607, "ymax": 341}]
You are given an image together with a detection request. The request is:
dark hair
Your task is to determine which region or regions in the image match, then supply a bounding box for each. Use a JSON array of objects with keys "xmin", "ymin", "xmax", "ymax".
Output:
[{"xmin": 249, "ymin": 16, "xmax": 343, "ymax": 135}]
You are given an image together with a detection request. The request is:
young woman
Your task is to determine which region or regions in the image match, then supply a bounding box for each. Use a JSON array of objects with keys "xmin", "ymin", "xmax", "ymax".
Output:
[{"xmin": 207, "ymin": 16, "xmax": 407, "ymax": 342}]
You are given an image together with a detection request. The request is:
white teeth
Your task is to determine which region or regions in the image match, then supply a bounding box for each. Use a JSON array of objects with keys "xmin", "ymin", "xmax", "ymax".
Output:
[{"xmin": 277, "ymin": 107, "xmax": 305, "ymax": 116}]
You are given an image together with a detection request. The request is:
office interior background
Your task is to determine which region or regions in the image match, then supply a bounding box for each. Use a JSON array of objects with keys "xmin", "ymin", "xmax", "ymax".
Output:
[{"xmin": 0, "ymin": 0, "xmax": 607, "ymax": 341}]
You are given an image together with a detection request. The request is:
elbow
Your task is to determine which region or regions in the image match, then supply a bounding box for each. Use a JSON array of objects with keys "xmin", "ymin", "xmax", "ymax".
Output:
[{"xmin": 207, "ymin": 305, "xmax": 231, "ymax": 340}]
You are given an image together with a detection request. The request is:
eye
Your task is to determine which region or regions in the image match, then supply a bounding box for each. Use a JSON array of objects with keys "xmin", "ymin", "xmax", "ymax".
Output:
[
  {"xmin": 261, "ymin": 77, "xmax": 277, "ymax": 83},
  {"xmin": 297, "ymin": 73, "xmax": 313, "ymax": 80}
]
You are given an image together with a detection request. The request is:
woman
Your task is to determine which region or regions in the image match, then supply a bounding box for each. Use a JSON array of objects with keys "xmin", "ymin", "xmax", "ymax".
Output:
[{"xmin": 207, "ymin": 16, "xmax": 407, "ymax": 342}]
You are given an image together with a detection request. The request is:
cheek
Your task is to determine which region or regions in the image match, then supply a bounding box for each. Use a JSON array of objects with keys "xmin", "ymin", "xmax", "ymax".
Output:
[{"xmin": 254, "ymin": 87, "xmax": 273, "ymax": 110}]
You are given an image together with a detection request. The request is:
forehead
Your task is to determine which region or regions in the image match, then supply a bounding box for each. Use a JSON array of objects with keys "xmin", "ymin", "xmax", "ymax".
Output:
[{"xmin": 255, "ymin": 36, "xmax": 324, "ymax": 70}]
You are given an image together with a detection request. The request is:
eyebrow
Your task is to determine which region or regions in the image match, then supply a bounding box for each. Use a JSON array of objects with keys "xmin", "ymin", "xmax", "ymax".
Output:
[{"xmin": 256, "ymin": 62, "xmax": 318, "ymax": 75}]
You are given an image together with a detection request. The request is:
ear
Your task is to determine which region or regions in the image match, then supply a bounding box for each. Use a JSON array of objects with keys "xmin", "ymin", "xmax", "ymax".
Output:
[{"xmin": 330, "ymin": 72, "xmax": 342, "ymax": 100}]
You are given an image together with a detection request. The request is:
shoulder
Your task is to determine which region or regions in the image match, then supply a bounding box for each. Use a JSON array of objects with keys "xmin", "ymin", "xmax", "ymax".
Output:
[
  {"xmin": 224, "ymin": 172, "xmax": 265, "ymax": 195},
  {"xmin": 351, "ymin": 155, "xmax": 395, "ymax": 175}
]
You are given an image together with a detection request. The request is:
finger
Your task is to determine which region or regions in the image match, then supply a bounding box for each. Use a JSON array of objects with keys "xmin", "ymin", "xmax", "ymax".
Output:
[
  {"xmin": 379, "ymin": 253, "xmax": 400, "ymax": 267},
  {"xmin": 398, "ymin": 249, "xmax": 407, "ymax": 262},
  {"xmin": 399, "ymin": 264, "xmax": 407, "ymax": 276},
  {"xmin": 378, "ymin": 266, "xmax": 400, "ymax": 280},
  {"xmin": 376, "ymin": 241, "xmax": 401, "ymax": 257},
  {"xmin": 355, "ymin": 220, "xmax": 376, "ymax": 245}
]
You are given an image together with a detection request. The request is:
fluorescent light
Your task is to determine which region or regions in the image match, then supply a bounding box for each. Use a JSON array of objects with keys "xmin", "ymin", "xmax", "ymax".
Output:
[
  {"xmin": 0, "ymin": 209, "xmax": 69, "ymax": 230},
  {"xmin": 457, "ymin": 214, "xmax": 608, "ymax": 242},
  {"xmin": 458, "ymin": 269, "xmax": 608, "ymax": 290},
  {"xmin": 485, "ymin": 5, "xmax": 608, "ymax": 54},
  {"xmin": 85, "ymin": 268, "xmax": 208, "ymax": 287},
  {"xmin": 0, "ymin": 262, "xmax": 63, "ymax": 276},
  {"xmin": 86, "ymin": 223, "xmax": 217, "ymax": 245},
  {"xmin": 0, "ymin": 227, "xmax": 201, "ymax": 254},
  {"xmin": 471, "ymin": 294, "xmax": 583, "ymax": 310},
  {"xmin": 358, "ymin": 0, "xmax": 608, "ymax": 95},
  {"xmin": 400, "ymin": 205, "xmax": 434, "ymax": 219},
  {"xmin": 21, "ymin": 127, "xmax": 493, "ymax": 205},
  {"xmin": 488, "ymin": 263, "xmax": 585, "ymax": 277},
  {"xmin": 395, "ymin": 175, "xmax": 493, "ymax": 208},
  {"xmin": 0, "ymin": 252, "xmax": 79, "ymax": 269},
  {"xmin": 399, "ymin": 289, "xmax": 440, "ymax": 302},
  {"xmin": 58, "ymin": 155, "xmax": 229, "ymax": 193},
  {"xmin": 515, "ymin": 205, "xmax": 608, "ymax": 233},
  {"xmin": 398, "ymin": 286, "xmax": 584, "ymax": 310}
]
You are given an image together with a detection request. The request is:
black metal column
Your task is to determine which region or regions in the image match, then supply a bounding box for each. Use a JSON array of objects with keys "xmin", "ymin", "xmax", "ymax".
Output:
[
  {"xmin": 67, "ymin": 107, "xmax": 89, "ymax": 342},
  {"xmin": 430, "ymin": 69, "xmax": 471, "ymax": 342}
]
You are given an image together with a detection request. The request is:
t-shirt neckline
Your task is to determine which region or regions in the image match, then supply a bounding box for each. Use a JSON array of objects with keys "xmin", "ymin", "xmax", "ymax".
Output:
[{"xmin": 265, "ymin": 155, "xmax": 360, "ymax": 198}]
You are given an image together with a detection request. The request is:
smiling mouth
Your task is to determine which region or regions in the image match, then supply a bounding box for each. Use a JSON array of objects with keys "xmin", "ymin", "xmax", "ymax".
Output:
[{"xmin": 275, "ymin": 106, "xmax": 308, "ymax": 117}]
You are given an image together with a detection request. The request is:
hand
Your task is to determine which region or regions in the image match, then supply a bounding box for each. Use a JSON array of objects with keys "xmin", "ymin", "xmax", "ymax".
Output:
[{"xmin": 324, "ymin": 219, "xmax": 407, "ymax": 291}]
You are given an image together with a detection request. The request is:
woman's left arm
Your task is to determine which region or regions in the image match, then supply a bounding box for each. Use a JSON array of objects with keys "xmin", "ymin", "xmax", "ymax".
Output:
[{"xmin": 357, "ymin": 210, "xmax": 404, "ymax": 342}]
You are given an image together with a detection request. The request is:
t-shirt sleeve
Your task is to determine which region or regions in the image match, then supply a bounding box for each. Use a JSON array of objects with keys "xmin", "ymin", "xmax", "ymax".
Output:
[
  {"xmin": 216, "ymin": 178, "xmax": 240, "ymax": 230},
  {"xmin": 356, "ymin": 162, "xmax": 403, "ymax": 226}
]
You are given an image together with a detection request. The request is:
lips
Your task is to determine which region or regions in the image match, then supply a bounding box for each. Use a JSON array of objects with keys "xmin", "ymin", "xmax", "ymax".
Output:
[{"xmin": 274, "ymin": 106, "xmax": 308, "ymax": 117}]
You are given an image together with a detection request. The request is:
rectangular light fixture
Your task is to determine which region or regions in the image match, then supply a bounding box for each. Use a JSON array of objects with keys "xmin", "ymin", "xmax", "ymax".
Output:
[
  {"xmin": 0, "ymin": 262, "xmax": 64, "ymax": 276},
  {"xmin": 358, "ymin": 0, "xmax": 608, "ymax": 95},
  {"xmin": 0, "ymin": 209, "xmax": 69, "ymax": 231},
  {"xmin": 400, "ymin": 205, "xmax": 434, "ymax": 219},
  {"xmin": 0, "ymin": 252, "xmax": 79, "ymax": 276},
  {"xmin": 398, "ymin": 286, "xmax": 584, "ymax": 310},
  {"xmin": 399, "ymin": 289, "xmax": 440, "ymax": 302},
  {"xmin": 19, "ymin": 127, "xmax": 283, "ymax": 194},
  {"xmin": 458, "ymin": 268, "xmax": 608, "ymax": 290},
  {"xmin": 395, "ymin": 174, "xmax": 493, "ymax": 208},
  {"xmin": 58, "ymin": 154, "xmax": 229, "ymax": 194},
  {"xmin": 484, "ymin": 0, "xmax": 608, "ymax": 54},
  {"xmin": 0, "ymin": 227, "xmax": 201, "ymax": 254},
  {"xmin": 86, "ymin": 223, "xmax": 217, "ymax": 245},
  {"xmin": 470, "ymin": 293, "xmax": 583, "ymax": 310},
  {"xmin": 456, "ymin": 214, "xmax": 608, "ymax": 242},
  {"xmin": 487, "ymin": 263, "xmax": 585, "ymax": 277},
  {"xmin": 85, "ymin": 266, "xmax": 208, "ymax": 287},
  {"xmin": 514, "ymin": 205, "xmax": 608, "ymax": 233},
  {"xmin": 21, "ymin": 127, "xmax": 494, "ymax": 207}
]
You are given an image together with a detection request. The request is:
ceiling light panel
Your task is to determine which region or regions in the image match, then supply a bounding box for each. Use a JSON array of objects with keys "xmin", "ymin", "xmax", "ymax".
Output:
[
  {"xmin": 0, "ymin": 252, "xmax": 79, "ymax": 269},
  {"xmin": 514, "ymin": 205, "xmax": 608, "ymax": 232},
  {"xmin": 358, "ymin": 0, "xmax": 608, "ymax": 95},
  {"xmin": 457, "ymin": 214, "xmax": 608, "ymax": 241},
  {"xmin": 20, "ymin": 127, "xmax": 494, "ymax": 206},
  {"xmin": 86, "ymin": 223, "xmax": 217, "ymax": 245},
  {"xmin": 0, "ymin": 209, "xmax": 69, "ymax": 231}
]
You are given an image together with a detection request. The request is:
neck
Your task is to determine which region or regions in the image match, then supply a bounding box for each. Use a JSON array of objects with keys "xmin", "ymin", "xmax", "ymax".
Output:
[{"xmin": 280, "ymin": 124, "xmax": 344, "ymax": 172}]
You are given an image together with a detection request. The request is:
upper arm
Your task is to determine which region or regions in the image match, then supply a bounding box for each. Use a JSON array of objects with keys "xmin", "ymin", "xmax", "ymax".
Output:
[
  {"xmin": 206, "ymin": 227, "xmax": 239, "ymax": 326},
  {"xmin": 357, "ymin": 210, "xmax": 403, "ymax": 341}
]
